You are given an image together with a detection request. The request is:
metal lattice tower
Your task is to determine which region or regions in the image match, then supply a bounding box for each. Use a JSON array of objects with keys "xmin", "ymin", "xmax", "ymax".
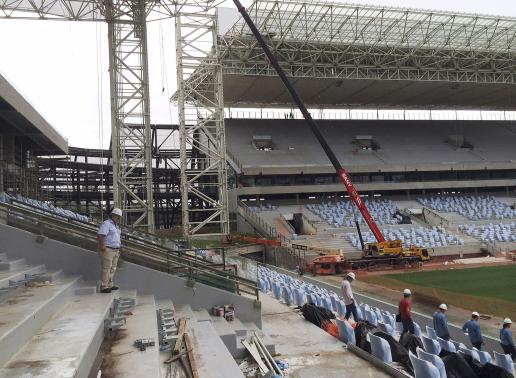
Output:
[
  {"xmin": 174, "ymin": 3, "xmax": 229, "ymax": 236},
  {"xmin": 0, "ymin": 0, "xmax": 175, "ymax": 232}
]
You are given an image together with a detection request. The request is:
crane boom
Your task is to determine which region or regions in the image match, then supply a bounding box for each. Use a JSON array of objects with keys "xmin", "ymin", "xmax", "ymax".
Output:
[{"xmin": 233, "ymin": 0, "xmax": 386, "ymax": 243}]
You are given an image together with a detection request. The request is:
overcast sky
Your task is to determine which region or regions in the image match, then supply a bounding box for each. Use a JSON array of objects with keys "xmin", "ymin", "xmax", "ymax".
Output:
[{"xmin": 0, "ymin": 0, "xmax": 515, "ymax": 148}]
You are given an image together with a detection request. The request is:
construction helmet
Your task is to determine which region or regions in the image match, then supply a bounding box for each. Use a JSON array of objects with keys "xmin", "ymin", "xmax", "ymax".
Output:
[
  {"xmin": 504, "ymin": 318, "xmax": 512, "ymax": 324},
  {"xmin": 111, "ymin": 208, "xmax": 123, "ymax": 217},
  {"xmin": 403, "ymin": 289, "xmax": 412, "ymax": 296},
  {"xmin": 346, "ymin": 272, "xmax": 356, "ymax": 280},
  {"xmin": 439, "ymin": 304, "xmax": 448, "ymax": 311},
  {"xmin": 472, "ymin": 311, "xmax": 480, "ymax": 318}
]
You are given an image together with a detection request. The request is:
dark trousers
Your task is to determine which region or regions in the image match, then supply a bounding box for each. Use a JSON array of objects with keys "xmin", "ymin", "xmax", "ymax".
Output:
[
  {"xmin": 401, "ymin": 318, "xmax": 415, "ymax": 335},
  {"xmin": 345, "ymin": 302, "xmax": 359, "ymax": 321},
  {"xmin": 501, "ymin": 344, "xmax": 516, "ymax": 360},
  {"xmin": 472, "ymin": 341, "xmax": 482, "ymax": 351}
]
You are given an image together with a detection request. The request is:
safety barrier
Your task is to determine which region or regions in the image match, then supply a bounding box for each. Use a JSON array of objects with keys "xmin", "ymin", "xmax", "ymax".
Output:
[{"xmin": 0, "ymin": 202, "xmax": 259, "ymax": 299}]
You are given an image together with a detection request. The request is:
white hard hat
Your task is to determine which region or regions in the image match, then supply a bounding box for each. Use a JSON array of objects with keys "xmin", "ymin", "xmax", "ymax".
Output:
[
  {"xmin": 403, "ymin": 289, "xmax": 412, "ymax": 295},
  {"xmin": 111, "ymin": 208, "xmax": 123, "ymax": 217},
  {"xmin": 346, "ymin": 272, "xmax": 356, "ymax": 280},
  {"xmin": 472, "ymin": 311, "xmax": 480, "ymax": 317},
  {"xmin": 504, "ymin": 318, "xmax": 512, "ymax": 324},
  {"xmin": 439, "ymin": 304, "xmax": 448, "ymax": 310}
]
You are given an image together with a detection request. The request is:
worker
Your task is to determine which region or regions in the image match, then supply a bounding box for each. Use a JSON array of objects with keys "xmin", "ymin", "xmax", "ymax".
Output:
[
  {"xmin": 462, "ymin": 312, "xmax": 483, "ymax": 350},
  {"xmin": 97, "ymin": 208, "xmax": 123, "ymax": 293},
  {"xmin": 341, "ymin": 272, "xmax": 359, "ymax": 321},
  {"xmin": 398, "ymin": 289, "xmax": 415, "ymax": 335},
  {"xmin": 433, "ymin": 304, "xmax": 450, "ymax": 341},
  {"xmin": 500, "ymin": 318, "xmax": 516, "ymax": 360}
]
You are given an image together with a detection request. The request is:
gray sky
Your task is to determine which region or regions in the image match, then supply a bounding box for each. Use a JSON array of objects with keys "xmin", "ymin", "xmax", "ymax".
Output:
[{"xmin": 0, "ymin": 0, "xmax": 515, "ymax": 148}]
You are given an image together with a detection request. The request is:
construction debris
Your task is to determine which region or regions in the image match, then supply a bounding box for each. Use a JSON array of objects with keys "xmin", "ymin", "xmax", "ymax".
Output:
[
  {"xmin": 241, "ymin": 333, "xmax": 285, "ymax": 377},
  {"xmin": 134, "ymin": 338, "xmax": 155, "ymax": 351},
  {"xmin": 163, "ymin": 317, "xmax": 199, "ymax": 378}
]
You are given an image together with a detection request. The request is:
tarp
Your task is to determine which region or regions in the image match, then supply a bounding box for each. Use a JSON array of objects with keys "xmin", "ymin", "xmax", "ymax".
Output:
[
  {"xmin": 399, "ymin": 333, "xmax": 424, "ymax": 355},
  {"xmin": 300, "ymin": 303, "xmax": 335, "ymax": 329},
  {"xmin": 441, "ymin": 353, "xmax": 478, "ymax": 378},
  {"xmin": 462, "ymin": 354, "xmax": 514, "ymax": 378}
]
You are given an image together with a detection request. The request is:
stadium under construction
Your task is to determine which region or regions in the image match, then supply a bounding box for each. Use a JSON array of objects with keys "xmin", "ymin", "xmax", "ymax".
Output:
[{"xmin": 0, "ymin": 0, "xmax": 516, "ymax": 377}]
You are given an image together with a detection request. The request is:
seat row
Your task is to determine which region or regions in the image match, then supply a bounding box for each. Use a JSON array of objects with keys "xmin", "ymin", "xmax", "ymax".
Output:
[
  {"xmin": 346, "ymin": 226, "xmax": 464, "ymax": 250},
  {"xmin": 418, "ymin": 195, "xmax": 516, "ymax": 221},
  {"xmin": 458, "ymin": 222, "xmax": 516, "ymax": 243},
  {"xmin": 258, "ymin": 266, "xmax": 516, "ymax": 377},
  {"xmin": 307, "ymin": 199, "xmax": 400, "ymax": 227}
]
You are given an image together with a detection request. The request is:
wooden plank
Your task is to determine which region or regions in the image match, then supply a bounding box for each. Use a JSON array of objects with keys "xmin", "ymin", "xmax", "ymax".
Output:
[
  {"xmin": 184, "ymin": 333, "xmax": 200, "ymax": 378},
  {"xmin": 173, "ymin": 317, "xmax": 187, "ymax": 355},
  {"xmin": 241, "ymin": 339, "xmax": 269, "ymax": 374}
]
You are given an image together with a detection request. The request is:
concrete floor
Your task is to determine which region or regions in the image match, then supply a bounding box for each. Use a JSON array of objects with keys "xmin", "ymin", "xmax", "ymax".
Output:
[{"xmin": 260, "ymin": 295, "xmax": 389, "ymax": 378}]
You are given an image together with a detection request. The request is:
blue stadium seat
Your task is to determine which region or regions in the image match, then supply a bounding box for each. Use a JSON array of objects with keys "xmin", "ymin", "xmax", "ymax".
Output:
[
  {"xmin": 336, "ymin": 318, "xmax": 356, "ymax": 345},
  {"xmin": 422, "ymin": 335, "xmax": 442, "ymax": 355},
  {"xmin": 426, "ymin": 326, "xmax": 438, "ymax": 340},
  {"xmin": 370, "ymin": 334, "xmax": 393, "ymax": 364},
  {"xmin": 437, "ymin": 337, "xmax": 456, "ymax": 353},
  {"xmin": 494, "ymin": 351, "xmax": 515, "ymax": 375},
  {"xmin": 417, "ymin": 347, "xmax": 447, "ymax": 378},
  {"xmin": 409, "ymin": 351, "xmax": 441, "ymax": 378}
]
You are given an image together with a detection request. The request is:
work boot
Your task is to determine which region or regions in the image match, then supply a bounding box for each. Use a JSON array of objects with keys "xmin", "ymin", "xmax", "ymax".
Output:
[
  {"xmin": 100, "ymin": 288, "xmax": 112, "ymax": 293},
  {"xmin": 110, "ymin": 286, "xmax": 119, "ymax": 291}
]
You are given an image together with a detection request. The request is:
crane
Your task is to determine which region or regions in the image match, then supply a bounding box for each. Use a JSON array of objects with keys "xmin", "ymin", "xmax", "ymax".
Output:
[{"xmin": 232, "ymin": 0, "xmax": 430, "ymax": 271}]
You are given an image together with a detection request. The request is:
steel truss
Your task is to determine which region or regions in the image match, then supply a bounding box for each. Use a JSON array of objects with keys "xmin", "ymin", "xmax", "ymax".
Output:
[
  {"xmin": 38, "ymin": 125, "xmax": 181, "ymax": 228},
  {"xmin": 175, "ymin": 5, "xmax": 229, "ymax": 236},
  {"xmin": 216, "ymin": 0, "xmax": 516, "ymax": 84},
  {"xmin": 0, "ymin": 0, "xmax": 175, "ymax": 232}
]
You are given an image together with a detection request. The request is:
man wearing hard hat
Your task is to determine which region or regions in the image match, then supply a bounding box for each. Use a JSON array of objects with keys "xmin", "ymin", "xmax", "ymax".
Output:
[
  {"xmin": 341, "ymin": 272, "xmax": 359, "ymax": 321},
  {"xmin": 398, "ymin": 289, "xmax": 414, "ymax": 335},
  {"xmin": 433, "ymin": 304, "xmax": 450, "ymax": 341},
  {"xmin": 97, "ymin": 208, "xmax": 123, "ymax": 293},
  {"xmin": 462, "ymin": 312, "xmax": 483, "ymax": 350},
  {"xmin": 500, "ymin": 318, "xmax": 515, "ymax": 360}
]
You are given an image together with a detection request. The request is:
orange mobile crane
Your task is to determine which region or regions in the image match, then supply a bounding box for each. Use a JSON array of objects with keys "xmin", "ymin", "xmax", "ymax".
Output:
[{"xmin": 233, "ymin": 1, "xmax": 431, "ymax": 275}]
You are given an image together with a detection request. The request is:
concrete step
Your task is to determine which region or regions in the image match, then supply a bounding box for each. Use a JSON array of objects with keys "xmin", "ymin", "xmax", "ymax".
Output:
[
  {"xmin": 189, "ymin": 321, "xmax": 244, "ymax": 378},
  {"xmin": 155, "ymin": 298, "xmax": 175, "ymax": 312},
  {"xmin": 99, "ymin": 295, "xmax": 160, "ymax": 378},
  {"xmin": 0, "ymin": 275, "xmax": 81, "ymax": 366},
  {"xmin": 191, "ymin": 307, "xmax": 212, "ymax": 323},
  {"xmin": 0, "ymin": 253, "xmax": 7, "ymax": 262},
  {"xmin": 173, "ymin": 303, "xmax": 196, "ymax": 323},
  {"xmin": 0, "ymin": 264, "xmax": 47, "ymax": 289},
  {"xmin": 0, "ymin": 292, "xmax": 115, "ymax": 378},
  {"xmin": 210, "ymin": 316, "xmax": 238, "ymax": 357},
  {"xmin": 0, "ymin": 258, "xmax": 26, "ymax": 272}
]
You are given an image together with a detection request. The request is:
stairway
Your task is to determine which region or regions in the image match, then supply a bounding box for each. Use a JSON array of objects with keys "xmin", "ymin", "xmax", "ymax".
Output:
[{"xmin": 0, "ymin": 252, "xmax": 272, "ymax": 378}]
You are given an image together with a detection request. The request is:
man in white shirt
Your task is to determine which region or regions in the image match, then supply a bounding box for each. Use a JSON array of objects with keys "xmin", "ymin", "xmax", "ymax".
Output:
[
  {"xmin": 341, "ymin": 272, "xmax": 359, "ymax": 321},
  {"xmin": 97, "ymin": 208, "xmax": 123, "ymax": 293}
]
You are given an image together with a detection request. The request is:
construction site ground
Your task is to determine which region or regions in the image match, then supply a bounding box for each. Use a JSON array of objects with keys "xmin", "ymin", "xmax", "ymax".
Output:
[
  {"xmin": 259, "ymin": 294, "xmax": 388, "ymax": 378},
  {"xmin": 318, "ymin": 258, "xmax": 516, "ymax": 341}
]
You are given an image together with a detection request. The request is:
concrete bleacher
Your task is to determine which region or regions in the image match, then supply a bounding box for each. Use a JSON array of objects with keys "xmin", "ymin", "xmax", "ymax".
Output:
[
  {"xmin": 258, "ymin": 265, "xmax": 516, "ymax": 377},
  {"xmin": 0, "ymin": 249, "xmax": 271, "ymax": 377},
  {"xmin": 225, "ymin": 119, "xmax": 516, "ymax": 172}
]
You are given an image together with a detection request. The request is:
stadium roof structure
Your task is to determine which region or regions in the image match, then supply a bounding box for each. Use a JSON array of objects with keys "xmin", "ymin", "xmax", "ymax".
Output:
[
  {"xmin": 0, "ymin": 74, "xmax": 68, "ymax": 154},
  {"xmin": 193, "ymin": 0, "xmax": 516, "ymax": 109}
]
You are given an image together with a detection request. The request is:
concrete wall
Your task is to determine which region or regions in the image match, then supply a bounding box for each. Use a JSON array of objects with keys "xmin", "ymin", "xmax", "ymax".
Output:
[{"xmin": 0, "ymin": 223, "xmax": 261, "ymax": 327}]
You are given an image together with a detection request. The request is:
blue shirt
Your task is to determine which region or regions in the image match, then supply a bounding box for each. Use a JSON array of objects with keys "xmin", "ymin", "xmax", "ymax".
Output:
[
  {"xmin": 462, "ymin": 319, "xmax": 483, "ymax": 344},
  {"xmin": 500, "ymin": 327, "xmax": 514, "ymax": 346},
  {"xmin": 97, "ymin": 219, "xmax": 122, "ymax": 248},
  {"xmin": 433, "ymin": 311, "xmax": 450, "ymax": 338}
]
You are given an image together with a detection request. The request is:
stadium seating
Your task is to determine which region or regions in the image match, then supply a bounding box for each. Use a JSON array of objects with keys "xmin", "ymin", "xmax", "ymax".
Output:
[
  {"xmin": 458, "ymin": 222, "xmax": 516, "ymax": 243},
  {"xmin": 248, "ymin": 203, "xmax": 278, "ymax": 212},
  {"xmin": 418, "ymin": 195, "xmax": 516, "ymax": 221},
  {"xmin": 493, "ymin": 351, "xmax": 515, "ymax": 375},
  {"xmin": 258, "ymin": 265, "xmax": 504, "ymax": 375},
  {"xmin": 346, "ymin": 226, "xmax": 464, "ymax": 250},
  {"xmin": 369, "ymin": 334, "xmax": 393, "ymax": 364},
  {"xmin": 0, "ymin": 192, "xmax": 89, "ymax": 222},
  {"xmin": 306, "ymin": 199, "xmax": 400, "ymax": 227},
  {"xmin": 409, "ymin": 351, "xmax": 441, "ymax": 378},
  {"xmin": 417, "ymin": 347, "xmax": 447, "ymax": 378}
]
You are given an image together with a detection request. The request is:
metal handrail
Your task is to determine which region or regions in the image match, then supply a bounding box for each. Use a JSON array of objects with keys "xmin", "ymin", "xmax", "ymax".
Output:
[{"xmin": 0, "ymin": 202, "xmax": 259, "ymax": 299}]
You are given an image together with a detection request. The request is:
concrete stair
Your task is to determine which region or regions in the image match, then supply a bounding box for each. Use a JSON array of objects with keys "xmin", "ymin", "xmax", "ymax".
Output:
[
  {"xmin": 100, "ymin": 295, "xmax": 161, "ymax": 377},
  {"xmin": 191, "ymin": 307, "xmax": 276, "ymax": 359},
  {"xmin": 0, "ymin": 291, "xmax": 114, "ymax": 378}
]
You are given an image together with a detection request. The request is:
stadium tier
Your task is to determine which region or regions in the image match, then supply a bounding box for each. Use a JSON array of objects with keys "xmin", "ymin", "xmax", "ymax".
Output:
[
  {"xmin": 227, "ymin": 119, "xmax": 516, "ymax": 173},
  {"xmin": 418, "ymin": 195, "xmax": 516, "ymax": 221},
  {"xmin": 227, "ymin": 119, "xmax": 516, "ymax": 197},
  {"xmin": 459, "ymin": 223, "xmax": 516, "ymax": 243}
]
